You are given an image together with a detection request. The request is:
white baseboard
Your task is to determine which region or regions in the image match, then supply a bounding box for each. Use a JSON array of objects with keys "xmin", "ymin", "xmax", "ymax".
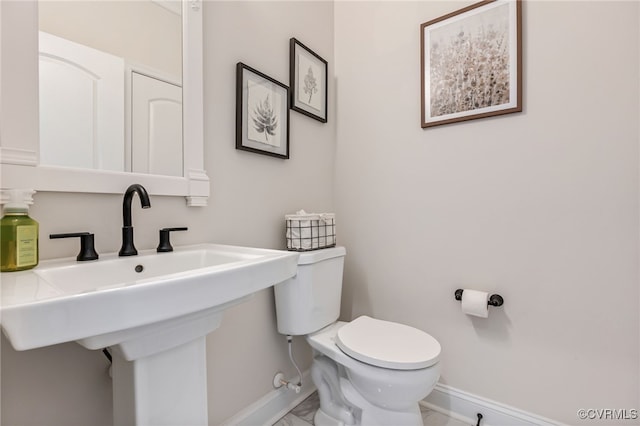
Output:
[
  {"xmin": 421, "ymin": 383, "xmax": 565, "ymax": 426},
  {"xmin": 222, "ymin": 375, "xmax": 563, "ymax": 426},
  {"xmin": 220, "ymin": 370, "xmax": 316, "ymax": 426}
]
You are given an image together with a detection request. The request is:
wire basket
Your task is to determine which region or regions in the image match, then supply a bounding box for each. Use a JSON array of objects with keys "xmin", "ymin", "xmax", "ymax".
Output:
[{"xmin": 285, "ymin": 212, "xmax": 336, "ymax": 251}]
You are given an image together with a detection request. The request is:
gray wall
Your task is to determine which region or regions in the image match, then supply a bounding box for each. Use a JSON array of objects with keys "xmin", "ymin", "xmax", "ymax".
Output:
[
  {"xmin": 1, "ymin": 1, "xmax": 334, "ymax": 425},
  {"xmin": 334, "ymin": 1, "xmax": 639, "ymax": 424}
]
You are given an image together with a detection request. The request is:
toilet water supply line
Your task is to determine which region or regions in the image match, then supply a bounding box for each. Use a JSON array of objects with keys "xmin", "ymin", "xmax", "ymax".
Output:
[{"xmin": 273, "ymin": 335, "xmax": 303, "ymax": 393}]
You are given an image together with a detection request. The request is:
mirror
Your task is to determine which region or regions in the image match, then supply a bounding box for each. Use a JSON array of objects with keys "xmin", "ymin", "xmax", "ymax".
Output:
[
  {"xmin": 38, "ymin": 0, "xmax": 183, "ymax": 175},
  {"xmin": 0, "ymin": 0, "xmax": 208, "ymax": 205}
]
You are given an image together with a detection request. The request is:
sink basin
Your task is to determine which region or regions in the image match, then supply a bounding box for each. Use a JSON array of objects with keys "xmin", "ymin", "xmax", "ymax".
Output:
[{"xmin": 1, "ymin": 243, "xmax": 299, "ymax": 351}]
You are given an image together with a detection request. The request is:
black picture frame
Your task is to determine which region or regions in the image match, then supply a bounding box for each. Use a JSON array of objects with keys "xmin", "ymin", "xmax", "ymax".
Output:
[
  {"xmin": 289, "ymin": 38, "xmax": 328, "ymax": 123},
  {"xmin": 236, "ymin": 62, "xmax": 290, "ymax": 159}
]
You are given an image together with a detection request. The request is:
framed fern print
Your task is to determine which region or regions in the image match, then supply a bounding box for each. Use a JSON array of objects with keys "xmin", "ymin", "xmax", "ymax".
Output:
[
  {"xmin": 236, "ymin": 62, "xmax": 290, "ymax": 159},
  {"xmin": 290, "ymin": 38, "xmax": 328, "ymax": 123}
]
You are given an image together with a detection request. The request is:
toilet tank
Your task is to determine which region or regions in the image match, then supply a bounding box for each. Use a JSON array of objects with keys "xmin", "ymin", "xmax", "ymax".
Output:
[{"xmin": 274, "ymin": 246, "xmax": 346, "ymax": 335}]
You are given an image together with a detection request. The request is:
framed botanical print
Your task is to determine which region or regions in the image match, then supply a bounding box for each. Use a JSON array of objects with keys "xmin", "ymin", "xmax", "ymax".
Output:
[
  {"xmin": 290, "ymin": 38, "xmax": 328, "ymax": 123},
  {"xmin": 236, "ymin": 62, "xmax": 290, "ymax": 159}
]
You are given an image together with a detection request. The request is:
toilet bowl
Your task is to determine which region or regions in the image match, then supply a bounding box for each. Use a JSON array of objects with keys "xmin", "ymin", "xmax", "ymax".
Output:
[
  {"xmin": 273, "ymin": 247, "xmax": 442, "ymax": 426},
  {"xmin": 306, "ymin": 318, "xmax": 440, "ymax": 426}
]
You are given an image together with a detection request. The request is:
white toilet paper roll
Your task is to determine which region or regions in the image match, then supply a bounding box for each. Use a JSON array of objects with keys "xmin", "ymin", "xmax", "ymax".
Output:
[{"xmin": 461, "ymin": 289, "xmax": 489, "ymax": 318}]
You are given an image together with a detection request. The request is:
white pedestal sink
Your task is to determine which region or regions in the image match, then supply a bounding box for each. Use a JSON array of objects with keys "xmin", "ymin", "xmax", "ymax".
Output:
[{"xmin": 1, "ymin": 244, "xmax": 299, "ymax": 425}]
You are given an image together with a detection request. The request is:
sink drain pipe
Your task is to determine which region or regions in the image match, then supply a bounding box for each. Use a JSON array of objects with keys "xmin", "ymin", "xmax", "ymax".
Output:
[{"xmin": 102, "ymin": 348, "xmax": 112, "ymax": 363}]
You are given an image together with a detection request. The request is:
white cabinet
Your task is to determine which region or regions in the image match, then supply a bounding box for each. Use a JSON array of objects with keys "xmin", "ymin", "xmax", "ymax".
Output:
[{"xmin": 39, "ymin": 31, "xmax": 183, "ymax": 177}]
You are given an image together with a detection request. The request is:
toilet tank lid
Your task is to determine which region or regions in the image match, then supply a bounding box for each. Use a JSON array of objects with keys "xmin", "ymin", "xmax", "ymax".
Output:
[
  {"xmin": 297, "ymin": 246, "xmax": 346, "ymax": 265},
  {"xmin": 336, "ymin": 316, "xmax": 441, "ymax": 370}
]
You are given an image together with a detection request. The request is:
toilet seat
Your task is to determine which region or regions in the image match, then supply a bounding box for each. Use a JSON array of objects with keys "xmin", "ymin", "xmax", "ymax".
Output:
[{"xmin": 335, "ymin": 316, "xmax": 440, "ymax": 370}]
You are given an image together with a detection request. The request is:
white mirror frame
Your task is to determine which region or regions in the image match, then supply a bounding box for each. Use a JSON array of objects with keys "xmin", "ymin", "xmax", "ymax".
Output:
[{"xmin": 0, "ymin": 0, "xmax": 209, "ymax": 206}]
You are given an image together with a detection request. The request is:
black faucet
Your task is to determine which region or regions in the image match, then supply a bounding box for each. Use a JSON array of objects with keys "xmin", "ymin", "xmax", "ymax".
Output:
[{"xmin": 119, "ymin": 184, "xmax": 151, "ymax": 256}]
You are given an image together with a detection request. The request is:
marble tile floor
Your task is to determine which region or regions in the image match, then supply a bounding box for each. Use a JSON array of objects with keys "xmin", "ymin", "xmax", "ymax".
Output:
[{"xmin": 273, "ymin": 392, "xmax": 470, "ymax": 426}]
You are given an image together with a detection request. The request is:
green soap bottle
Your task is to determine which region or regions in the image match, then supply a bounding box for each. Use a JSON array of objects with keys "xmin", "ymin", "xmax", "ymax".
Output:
[{"xmin": 1, "ymin": 189, "xmax": 39, "ymax": 272}]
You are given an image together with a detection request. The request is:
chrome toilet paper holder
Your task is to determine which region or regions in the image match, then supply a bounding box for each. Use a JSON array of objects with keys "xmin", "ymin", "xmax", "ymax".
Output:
[{"xmin": 454, "ymin": 289, "xmax": 504, "ymax": 307}]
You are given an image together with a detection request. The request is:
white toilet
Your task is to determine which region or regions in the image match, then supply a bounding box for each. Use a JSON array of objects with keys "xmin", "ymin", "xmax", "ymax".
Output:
[{"xmin": 273, "ymin": 246, "xmax": 441, "ymax": 426}]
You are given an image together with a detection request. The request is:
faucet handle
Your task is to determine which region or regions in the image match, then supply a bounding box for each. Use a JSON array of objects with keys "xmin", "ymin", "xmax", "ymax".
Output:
[
  {"xmin": 50, "ymin": 232, "xmax": 99, "ymax": 261},
  {"xmin": 157, "ymin": 227, "xmax": 188, "ymax": 252}
]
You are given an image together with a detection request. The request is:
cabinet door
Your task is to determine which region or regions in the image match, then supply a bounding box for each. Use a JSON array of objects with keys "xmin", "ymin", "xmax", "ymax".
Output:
[
  {"xmin": 39, "ymin": 31, "xmax": 124, "ymax": 171},
  {"xmin": 131, "ymin": 72, "xmax": 183, "ymax": 177}
]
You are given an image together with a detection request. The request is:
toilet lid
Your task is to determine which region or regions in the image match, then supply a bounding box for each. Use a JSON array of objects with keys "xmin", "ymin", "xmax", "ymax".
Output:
[{"xmin": 335, "ymin": 316, "xmax": 441, "ymax": 370}]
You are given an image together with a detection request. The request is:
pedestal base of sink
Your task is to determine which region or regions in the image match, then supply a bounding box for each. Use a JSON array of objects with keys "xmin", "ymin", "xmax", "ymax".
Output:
[
  {"xmin": 92, "ymin": 298, "xmax": 251, "ymax": 426},
  {"xmin": 112, "ymin": 337, "xmax": 209, "ymax": 426}
]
